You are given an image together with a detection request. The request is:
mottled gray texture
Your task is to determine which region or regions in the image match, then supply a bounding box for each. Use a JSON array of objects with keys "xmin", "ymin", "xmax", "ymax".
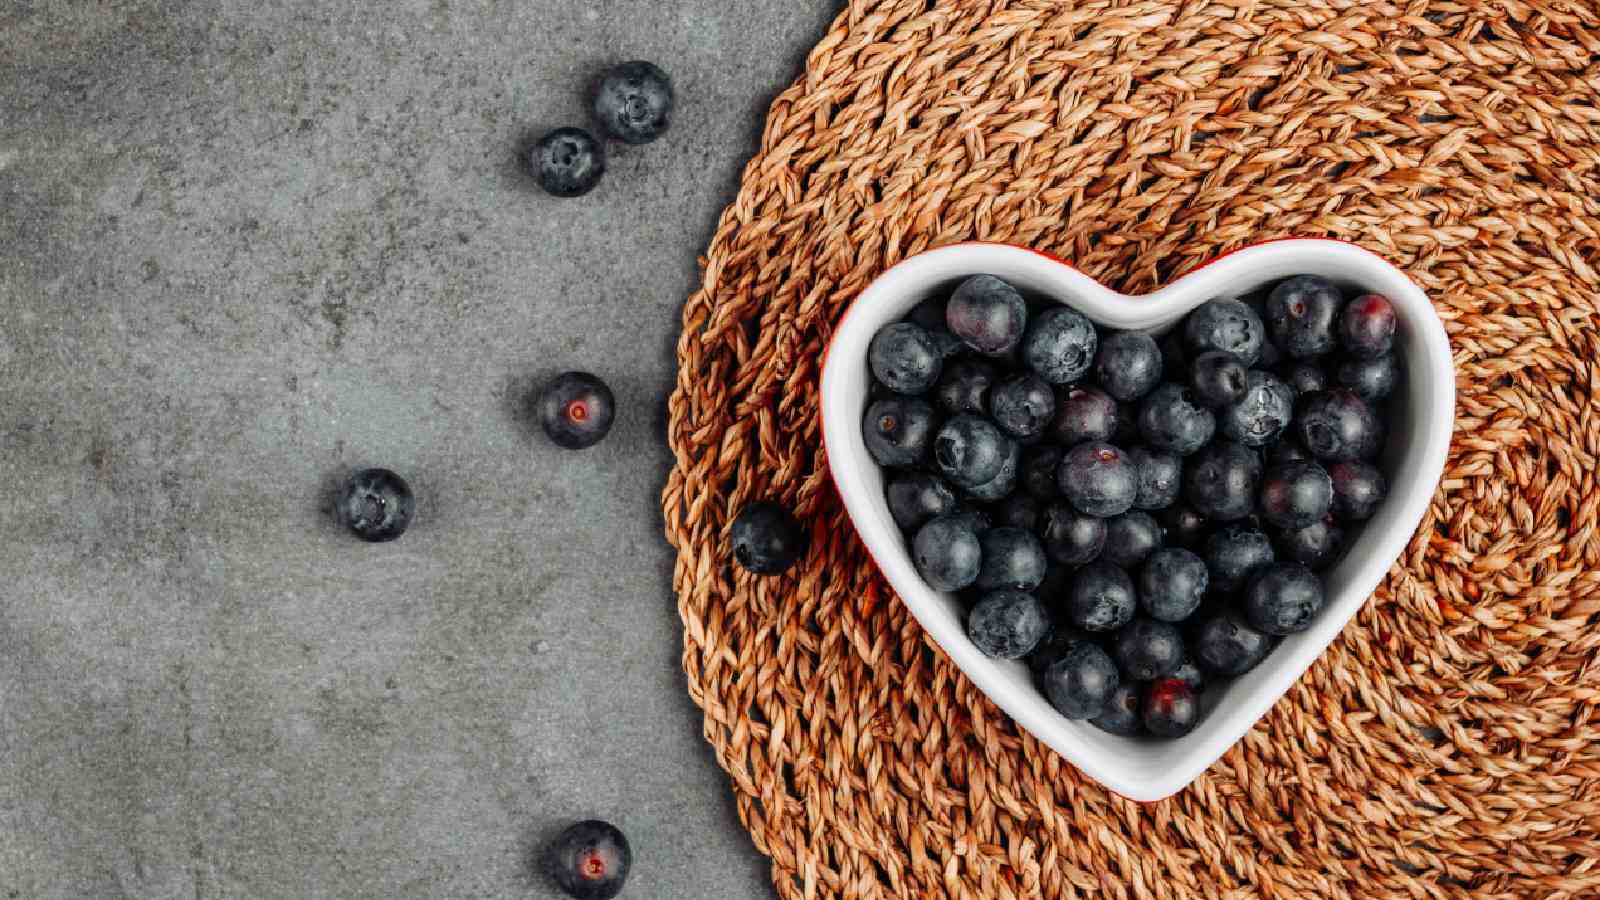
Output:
[{"xmin": 0, "ymin": 1, "xmax": 842, "ymax": 897}]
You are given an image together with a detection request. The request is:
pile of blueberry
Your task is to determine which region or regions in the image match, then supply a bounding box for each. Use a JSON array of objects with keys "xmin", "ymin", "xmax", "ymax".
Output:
[{"xmin": 863, "ymin": 273, "xmax": 1398, "ymax": 739}]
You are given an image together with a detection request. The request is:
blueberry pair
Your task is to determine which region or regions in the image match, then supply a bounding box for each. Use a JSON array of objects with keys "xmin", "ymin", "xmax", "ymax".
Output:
[{"xmin": 529, "ymin": 62, "xmax": 675, "ymax": 197}]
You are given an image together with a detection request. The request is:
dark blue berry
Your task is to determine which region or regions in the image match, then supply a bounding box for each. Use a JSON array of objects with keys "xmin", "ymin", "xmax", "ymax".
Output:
[
  {"xmin": 1280, "ymin": 361, "xmax": 1328, "ymax": 396},
  {"xmin": 912, "ymin": 514, "xmax": 983, "ymax": 591},
  {"xmin": 1142, "ymin": 679, "xmax": 1200, "ymax": 738},
  {"xmin": 1189, "ymin": 351, "xmax": 1249, "ymax": 408},
  {"xmin": 1219, "ymin": 370, "xmax": 1294, "ymax": 447},
  {"xmin": 1169, "ymin": 656, "xmax": 1205, "ymax": 691},
  {"xmin": 1259, "ymin": 461, "xmax": 1333, "ymax": 530},
  {"xmin": 529, "ymin": 128, "xmax": 606, "ymax": 198},
  {"xmin": 1038, "ymin": 641, "xmax": 1120, "ymax": 719},
  {"xmin": 1265, "ymin": 275, "xmax": 1342, "ymax": 358},
  {"xmin": 885, "ymin": 472, "xmax": 959, "ymax": 533},
  {"xmin": 1184, "ymin": 440, "xmax": 1262, "ymax": 521},
  {"xmin": 1115, "ymin": 618, "xmax": 1185, "ymax": 681},
  {"xmin": 975, "ymin": 527, "xmax": 1047, "ymax": 591},
  {"xmin": 990, "ymin": 493, "xmax": 1041, "ymax": 531},
  {"xmin": 990, "ymin": 373, "xmax": 1056, "ymax": 439},
  {"xmin": 948, "ymin": 275, "xmax": 1027, "ymax": 356},
  {"xmin": 1158, "ymin": 504, "xmax": 1209, "ymax": 550},
  {"xmin": 1296, "ymin": 389, "xmax": 1383, "ymax": 461},
  {"xmin": 868, "ymin": 322, "xmax": 942, "ymax": 395},
  {"xmin": 933, "ymin": 359, "xmax": 997, "ymax": 415},
  {"xmin": 1329, "ymin": 461, "xmax": 1386, "ymax": 521},
  {"xmin": 1243, "ymin": 562, "xmax": 1323, "ymax": 635},
  {"xmin": 539, "ymin": 371, "xmax": 616, "ymax": 449},
  {"xmin": 967, "ymin": 590, "xmax": 1051, "ymax": 659},
  {"xmin": 593, "ymin": 61, "xmax": 673, "ymax": 144},
  {"xmin": 1022, "ymin": 306, "xmax": 1097, "ymax": 385},
  {"xmin": 927, "ymin": 329, "xmax": 966, "ymax": 360},
  {"xmin": 962, "ymin": 437, "xmax": 1020, "ymax": 502},
  {"xmin": 1058, "ymin": 442, "xmax": 1138, "ymax": 518},
  {"xmin": 933, "ymin": 414, "xmax": 1009, "ymax": 488},
  {"xmin": 1101, "ymin": 510, "xmax": 1163, "ymax": 569},
  {"xmin": 544, "ymin": 819, "xmax": 631, "ymax": 900},
  {"xmin": 1273, "ymin": 514, "xmax": 1345, "ymax": 570},
  {"xmin": 1339, "ymin": 293, "xmax": 1396, "ymax": 359},
  {"xmin": 1127, "ymin": 446, "xmax": 1182, "ymax": 510},
  {"xmin": 1020, "ymin": 445, "xmax": 1064, "ymax": 500},
  {"xmin": 337, "ymin": 468, "xmax": 415, "ymax": 542},
  {"xmin": 1139, "ymin": 547, "xmax": 1208, "ymax": 622},
  {"xmin": 1137, "ymin": 383, "xmax": 1216, "ymax": 455},
  {"xmin": 1183, "ymin": 298, "xmax": 1265, "ymax": 366},
  {"xmin": 1192, "ymin": 611, "xmax": 1272, "ymax": 676},
  {"xmin": 1090, "ymin": 682, "xmax": 1143, "ymax": 736},
  {"xmin": 862, "ymin": 397, "xmax": 937, "ymax": 468},
  {"xmin": 1334, "ymin": 353, "xmax": 1398, "ymax": 402},
  {"xmin": 1040, "ymin": 503, "xmax": 1106, "ymax": 565},
  {"xmin": 1048, "ymin": 386, "xmax": 1121, "ymax": 447},
  {"xmin": 1203, "ymin": 525, "xmax": 1275, "ymax": 593},
  {"xmin": 1064, "ymin": 561, "xmax": 1136, "ymax": 632},
  {"xmin": 1093, "ymin": 331, "xmax": 1163, "ymax": 401},
  {"xmin": 731, "ymin": 501, "xmax": 807, "ymax": 575}
]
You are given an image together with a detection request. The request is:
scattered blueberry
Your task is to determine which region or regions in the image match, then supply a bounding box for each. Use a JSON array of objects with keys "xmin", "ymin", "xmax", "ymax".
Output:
[
  {"xmin": 869, "ymin": 323, "xmax": 942, "ymax": 395},
  {"xmin": 1040, "ymin": 503, "xmax": 1106, "ymax": 565},
  {"xmin": 991, "ymin": 493, "xmax": 1042, "ymax": 531},
  {"xmin": 1183, "ymin": 439, "xmax": 1262, "ymax": 521},
  {"xmin": 544, "ymin": 819, "xmax": 631, "ymax": 900},
  {"xmin": 1137, "ymin": 383, "xmax": 1216, "ymax": 455},
  {"xmin": 962, "ymin": 438, "xmax": 1021, "ymax": 502},
  {"xmin": 1093, "ymin": 331, "xmax": 1162, "ymax": 401},
  {"xmin": 1339, "ymin": 293, "xmax": 1396, "ymax": 358},
  {"xmin": 528, "ymin": 128, "xmax": 606, "ymax": 197},
  {"xmin": 1127, "ymin": 446, "xmax": 1182, "ymax": 510},
  {"xmin": 912, "ymin": 514, "xmax": 983, "ymax": 591},
  {"xmin": 1142, "ymin": 679, "xmax": 1200, "ymax": 738},
  {"xmin": 1219, "ymin": 370, "xmax": 1294, "ymax": 447},
  {"xmin": 1158, "ymin": 504, "xmax": 1209, "ymax": 550},
  {"xmin": 1064, "ymin": 561, "xmax": 1136, "ymax": 632},
  {"xmin": 948, "ymin": 275, "xmax": 1027, "ymax": 356},
  {"xmin": 336, "ymin": 468, "xmax": 415, "ymax": 542},
  {"xmin": 1296, "ymin": 389, "xmax": 1383, "ymax": 461},
  {"xmin": 1090, "ymin": 682, "xmax": 1143, "ymax": 736},
  {"xmin": 1265, "ymin": 275, "xmax": 1342, "ymax": 358},
  {"xmin": 1115, "ymin": 618, "xmax": 1185, "ymax": 681},
  {"xmin": 975, "ymin": 527, "xmax": 1048, "ymax": 591},
  {"xmin": 1058, "ymin": 442, "xmax": 1138, "ymax": 518},
  {"xmin": 1189, "ymin": 351, "xmax": 1249, "ymax": 409},
  {"xmin": 967, "ymin": 590, "xmax": 1051, "ymax": 659},
  {"xmin": 1020, "ymin": 445, "xmax": 1065, "ymax": 500},
  {"xmin": 1048, "ymin": 386, "xmax": 1121, "ymax": 447},
  {"xmin": 1183, "ymin": 298, "xmax": 1265, "ymax": 366},
  {"xmin": 862, "ymin": 397, "xmax": 937, "ymax": 468},
  {"xmin": 1328, "ymin": 461, "xmax": 1386, "ymax": 521},
  {"xmin": 933, "ymin": 359, "xmax": 998, "ymax": 415},
  {"xmin": 933, "ymin": 414, "xmax": 1010, "ymax": 487},
  {"xmin": 1280, "ymin": 361, "xmax": 1328, "ymax": 396},
  {"xmin": 593, "ymin": 61, "xmax": 674, "ymax": 145},
  {"xmin": 1138, "ymin": 547, "xmax": 1208, "ymax": 622},
  {"xmin": 1022, "ymin": 306, "xmax": 1097, "ymax": 384},
  {"xmin": 1259, "ymin": 460, "xmax": 1333, "ymax": 530},
  {"xmin": 1243, "ymin": 562, "xmax": 1323, "ymax": 635},
  {"xmin": 1192, "ymin": 611, "xmax": 1272, "ymax": 676},
  {"xmin": 1273, "ymin": 514, "xmax": 1345, "ymax": 570},
  {"xmin": 885, "ymin": 472, "xmax": 959, "ymax": 533},
  {"xmin": 990, "ymin": 373, "xmax": 1057, "ymax": 439},
  {"xmin": 1203, "ymin": 525, "xmax": 1275, "ymax": 593},
  {"xmin": 1101, "ymin": 510, "xmax": 1163, "ymax": 568},
  {"xmin": 731, "ymin": 501, "xmax": 807, "ymax": 575},
  {"xmin": 1334, "ymin": 353, "xmax": 1398, "ymax": 402},
  {"xmin": 1037, "ymin": 641, "xmax": 1120, "ymax": 719},
  {"xmin": 539, "ymin": 371, "xmax": 617, "ymax": 449}
]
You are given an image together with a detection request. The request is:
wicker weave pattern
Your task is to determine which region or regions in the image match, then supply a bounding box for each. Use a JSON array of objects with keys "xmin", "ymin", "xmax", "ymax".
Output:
[{"xmin": 663, "ymin": 2, "xmax": 1600, "ymax": 897}]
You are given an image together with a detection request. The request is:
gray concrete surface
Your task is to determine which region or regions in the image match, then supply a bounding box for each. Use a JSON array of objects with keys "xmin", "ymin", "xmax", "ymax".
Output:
[{"xmin": 0, "ymin": 1, "xmax": 842, "ymax": 897}]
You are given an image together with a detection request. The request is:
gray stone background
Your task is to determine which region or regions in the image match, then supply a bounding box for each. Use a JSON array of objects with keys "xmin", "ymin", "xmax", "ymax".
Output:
[{"xmin": 0, "ymin": 1, "xmax": 843, "ymax": 897}]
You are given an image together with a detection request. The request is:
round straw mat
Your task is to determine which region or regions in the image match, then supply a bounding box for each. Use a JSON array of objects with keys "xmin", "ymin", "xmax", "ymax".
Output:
[{"xmin": 663, "ymin": 2, "xmax": 1600, "ymax": 897}]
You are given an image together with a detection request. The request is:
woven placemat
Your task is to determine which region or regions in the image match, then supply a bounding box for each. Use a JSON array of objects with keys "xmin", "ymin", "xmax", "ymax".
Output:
[{"xmin": 663, "ymin": 1, "xmax": 1600, "ymax": 897}]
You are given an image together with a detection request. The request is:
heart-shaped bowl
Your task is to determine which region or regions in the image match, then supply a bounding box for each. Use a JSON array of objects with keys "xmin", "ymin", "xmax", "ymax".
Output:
[{"xmin": 820, "ymin": 239, "xmax": 1453, "ymax": 802}]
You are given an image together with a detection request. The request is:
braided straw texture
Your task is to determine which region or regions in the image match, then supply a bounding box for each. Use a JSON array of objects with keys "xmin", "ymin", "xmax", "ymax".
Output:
[{"xmin": 663, "ymin": 1, "xmax": 1600, "ymax": 897}]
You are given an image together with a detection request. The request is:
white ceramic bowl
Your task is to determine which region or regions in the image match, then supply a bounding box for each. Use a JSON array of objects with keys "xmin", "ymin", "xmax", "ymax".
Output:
[{"xmin": 820, "ymin": 240, "xmax": 1453, "ymax": 802}]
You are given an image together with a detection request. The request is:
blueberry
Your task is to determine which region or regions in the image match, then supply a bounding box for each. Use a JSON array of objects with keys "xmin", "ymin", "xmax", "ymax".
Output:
[
  {"xmin": 539, "ymin": 371, "xmax": 617, "ymax": 449},
  {"xmin": 1203, "ymin": 525, "xmax": 1275, "ymax": 593},
  {"xmin": 933, "ymin": 414, "xmax": 1009, "ymax": 487},
  {"xmin": 1064, "ymin": 561, "xmax": 1136, "ymax": 632},
  {"xmin": 1296, "ymin": 389, "xmax": 1383, "ymax": 461},
  {"xmin": 990, "ymin": 493, "xmax": 1041, "ymax": 531},
  {"xmin": 962, "ymin": 437, "xmax": 1021, "ymax": 502},
  {"xmin": 1192, "ymin": 611, "xmax": 1272, "ymax": 676},
  {"xmin": 885, "ymin": 472, "xmax": 959, "ymax": 533},
  {"xmin": 336, "ymin": 468, "xmax": 415, "ymax": 542},
  {"xmin": 868, "ymin": 323, "xmax": 943, "ymax": 395},
  {"xmin": 1058, "ymin": 442, "xmax": 1138, "ymax": 518},
  {"xmin": 1328, "ymin": 461, "xmax": 1386, "ymax": 521},
  {"xmin": 862, "ymin": 397, "xmax": 937, "ymax": 468},
  {"xmin": 948, "ymin": 275, "xmax": 1027, "ymax": 356},
  {"xmin": 975, "ymin": 527, "xmax": 1047, "ymax": 591},
  {"xmin": 1243, "ymin": 562, "xmax": 1324, "ymax": 635},
  {"xmin": 967, "ymin": 590, "xmax": 1051, "ymax": 659},
  {"xmin": 1266, "ymin": 438, "xmax": 1313, "ymax": 465},
  {"xmin": 1040, "ymin": 503, "xmax": 1106, "ymax": 565},
  {"xmin": 1280, "ymin": 361, "xmax": 1328, "ymax": 396},
  {"xmin": 933, "ymin": 359, "xmax": 997, "ymax": 415},
  {"xmin": 544, "ymin": 819, "xmax": 631, "ymax": 900},
  {"xmin": 1020, "ymin": 445, "xmax": 1064, "ymax": 500},
  {"xmin": 1093, "ymin": 331, "xmax": 1162, "ymax": 401},
  {"xmin": 1183, "ymin": 440, "xmax": 1262, "ymax": 521},
  {"xmin": 926, "ymin": 329, "xmax": 966, "ymax": 360},
  {"xmin": 1265, "ymin": 275, "xmax": 1342, "ymax": 358},
  {"xmin": 947, "ymin": 505, "xmax": 993, "ymax": 534},
  {"xmin": 1037, "ymin": 641, "xmax": 1120, "ymax": 719},
  {"xmin": 1169, "ymin": 656, "xmax": 1205, "ymax": 691},
  {"xmin": 528, "ymin": 128, "xmax": 606, "ymax": 197},
  {"xmin": 1139, "ymin": 547, "xmax": 1208, "ymax": 622},
  {"xmin": 1142, "ymin": 679, "xmax": 1200, "ymax": 738},
  {"xmin": 1048, "ymin": 386, "xmax": 1122, "ymax": 447},
  {"xmin": 1137, "ymin": 383, "xmax": 1216, "ymax": 455},
  {"xmin": 1021, "ymin": 306, "xmax": 1097, "ymax": 384},
  {"xmin": 731, "ymin": 501, "xmax": 808, "ymax": 575},
  {"xmin": 1114, "ymin": 618, "xmax": 1185, "ymax": 681},
  {"xmin": 1090, "ymin": 682, "xmax": 1143, "ymax": 736},
  {"xmin": 1273, "ymin": 515, "xmax": 1346, "ymax": 570},
  {"xmin": 1334, "ymin": 353, "xmax": 1398, "ymax": 402},
  {"xmin": 1158, "ymin": 504, "xmax": 1209, "ymax": 550},
  {"xmin": 912, "ymin": 514, "xmax": 983, "ymax": 591},
  {"xmin": 1219, "ymin": 370, "xmax": 1294, "ymax": 447},
  {"xmin": 1259, "ymin": 461, "xmax": 1333, "ymax": 530},
  {"xmin": 593, "ymin": 61, "xmax": 673, "ymax": 144},
  {"xmin": 1339, "ymin": 293, "xmax": 1397, "ymax": 358},
  {"xmin": 990, "ymin": 373, "xmax": 1057, "ymax": 439},
  {"xmin": 1183, "ymin": 298, "xmax": 1265, "ymax": 366},
  {"xmin": 1127, "ymin": 446, "xmax": 1182, "ymax": 510},
  {"xmin": 1101, "ymin": 511, "xmax": 1163, "ymax": 568},
  {"xmin": 1189, "ymin": 351, "xmax": 1249, "ymax": 408}
]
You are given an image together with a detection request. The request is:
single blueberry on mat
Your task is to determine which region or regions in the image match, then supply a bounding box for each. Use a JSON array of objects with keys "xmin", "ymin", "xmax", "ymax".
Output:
[
  {"xmin": 1058, "ymin": 442, "xmax": 1138, "ymax": 518},
  {"xmin": 862, "ymin": 396, "xmax": 937, "ymax": 468},
  {"xmin": 948, "ymin": 275, "xmax": 1028, "ymax": 356},
  {"xmin": 1090, "ymin": 682, "xmax": 1143, "ymax": 736},
  {"xmin": 731, "ymin": 501, "xmax": 807, "ymax": 575},
  {"xmin": 1022, "ymin": 306, "xmax": 1098, "ymax": 384},
  {"xmin": 1038, "ymin": 641, "xmax": 1120, "ymax": 719},
  {"xmin": 967, "ymin": 590, "xmax": 1051, "ymax": 659},
  {"xmin": 1137, "ymin": 382, "xmax": 1216, "ymax": 455},
  {"xmin": 1183, "ymin": 298, "xmax": 1265, "ymax": 366},
  {"xmin": 539, "ymin": 371, "xmax": 617, "ymax": 449},
  {"xmin": 336, "ymin": 468, "xmax": 415, "ymax": 543},
  {"xmin": 868, "ymin": 322, "xmax": 942, "ymax": 395},
  {"xmin": 544, "ymin": 820, "xmax": 631, "ymax": 900},
  {"xmin": 1093, "ymin": 331, "xmax": 1163, "ymax": 402},
  {"xmin": 885, "ymin": 472, "xmax": 959, "ymax": 533},
  {"xmin": 1040, "ymin": 503, "xmax": 1107, "ymax": 565},
  {"xmin": 1265, "ymin": 275, "xmax": 1343, "ymax": 358},
  {"xmin": 912, "ymin": 514, "xmax": 983, "ymax": 591},
  {"xmin": 528, "ymin": 128, "xmax": 606, "ymax": 197},
  {"xmin": 594, "ymin": 61, "xmax": 674, "ymax": 145}
]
